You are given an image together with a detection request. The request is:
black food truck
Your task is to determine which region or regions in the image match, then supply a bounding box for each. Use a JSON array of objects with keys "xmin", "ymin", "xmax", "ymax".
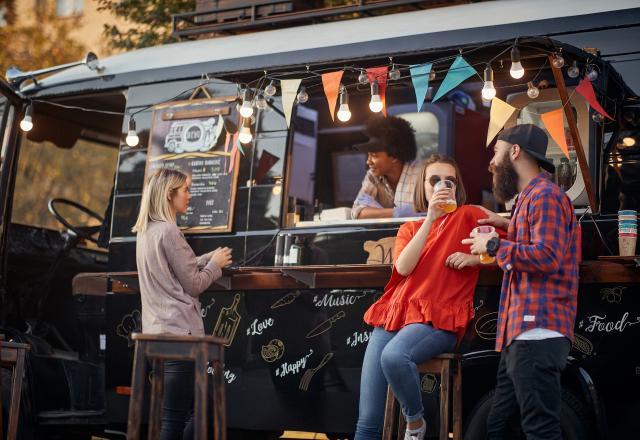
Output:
[{"xmin": 1, "ymin": 1, "xmax": 640, "ymax": 439}]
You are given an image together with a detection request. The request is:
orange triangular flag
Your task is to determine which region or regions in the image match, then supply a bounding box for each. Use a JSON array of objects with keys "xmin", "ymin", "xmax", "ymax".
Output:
[
  {"xmin": 541, "ymin": 108, "xmax": 570, "ymax": 159},
  {"xmin": 487, "ymin": 98, "xmax": 517, "ymax": 146},
  {"xmin": 322, "ymin": 70, "xmax": 344, "ymax": 121}
]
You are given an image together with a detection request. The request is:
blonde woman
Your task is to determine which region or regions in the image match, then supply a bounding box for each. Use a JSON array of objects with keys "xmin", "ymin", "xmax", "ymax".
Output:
[{"xmin": 133, "ymin": 168, "xmax": 232, "ymax": 440}]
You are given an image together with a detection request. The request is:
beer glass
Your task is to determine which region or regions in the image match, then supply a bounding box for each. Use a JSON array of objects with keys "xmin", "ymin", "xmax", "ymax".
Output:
[
  {"xmin": 472, "ymin": 225, "xmax": 496, "ymax": 264},
  {"xmin": 433, "ymin": 179, "xmax": 457, "ymax": 213}
]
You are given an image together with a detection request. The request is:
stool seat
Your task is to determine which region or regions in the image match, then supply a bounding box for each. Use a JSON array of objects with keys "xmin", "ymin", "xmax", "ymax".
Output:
[
  {"xmin": 126, "ymin": 333, "xmax": 227, "ymax": 440},
  {"xmin": 382, "ymin": 353, "xmax": 462, "ymax": 440},
  {"xmin": 0, "ymin": 340, "xmax": 30, "ymax": 440}
]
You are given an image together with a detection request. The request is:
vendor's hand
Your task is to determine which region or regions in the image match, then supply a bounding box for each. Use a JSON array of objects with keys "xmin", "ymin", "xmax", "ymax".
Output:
[
  {"xmin": 392, "ymin": 204, "xmax": 418, "ymax": 218},
  {"xmin": 354, "ymin": 193, "xmax": 383, "ymax": 209},
  {"xmin": 473, "ymin": 205, "xmax": 510, "ymax": 230},
  {"xmin": 211, "ymin": 247, "xmax": 233, "ymax": 268},
  {"xmin": 461, "ymin": 229, "xmax": 498, "ymax": 255},
  {"xmin": 445, "ymin": 252, "xmax": 480, "ymax": 269},
  {"xmin": 426, "ymin": 188, "xmax": 451, "ymax": 221}
]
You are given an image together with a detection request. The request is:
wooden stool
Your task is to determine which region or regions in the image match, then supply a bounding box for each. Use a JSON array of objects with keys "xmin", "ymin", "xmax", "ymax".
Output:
[
  {"xmin": 382, "ymin": 354, "xmax": 462, "ymax": 440},
  {"xmin": 126, "ymin": 333, "xmax": 227, "ymax": 440},
  {"xmin": 0, "ymin": 340, "xmax": 30, "ymax": 440}
]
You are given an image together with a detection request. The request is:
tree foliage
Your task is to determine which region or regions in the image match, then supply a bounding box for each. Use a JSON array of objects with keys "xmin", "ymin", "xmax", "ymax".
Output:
[
  {"xmin": 97, "ymin": 0, "xmax": 195, "ymax": 51},
  {"xmin": 0, "ymin": 1, "xmax": 86, "ymax": 74}
]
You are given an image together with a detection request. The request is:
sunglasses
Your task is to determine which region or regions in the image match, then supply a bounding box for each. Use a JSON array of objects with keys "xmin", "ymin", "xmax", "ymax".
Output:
[{"xmin": 428, "ymin": 175, "xmax": 457, "ymax": 187}]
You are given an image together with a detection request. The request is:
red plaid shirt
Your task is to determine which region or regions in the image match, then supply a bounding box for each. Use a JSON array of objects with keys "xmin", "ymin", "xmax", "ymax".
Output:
[{"xmin": 494, "ymin": 174, "xmax": 580, "ymax": 352}]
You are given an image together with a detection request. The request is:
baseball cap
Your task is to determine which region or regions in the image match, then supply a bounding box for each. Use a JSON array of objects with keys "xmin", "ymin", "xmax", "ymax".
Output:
[
  {"xmin": 498, "ymin": 124, "xmax": 555, "ymax": 173},
  {"xmin": 353, "ymin": 136, "xmax": 388, "ymax": 153}
]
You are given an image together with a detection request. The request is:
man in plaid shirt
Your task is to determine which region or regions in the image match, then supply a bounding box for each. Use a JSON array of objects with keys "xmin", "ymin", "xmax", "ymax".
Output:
[
  {"xmin": 351, "ymin": 115, "xmax": 421, "ymax": 219},
  {"xmin": 464, "ymin": 124, "xmax": 579, "ymax": 440}
]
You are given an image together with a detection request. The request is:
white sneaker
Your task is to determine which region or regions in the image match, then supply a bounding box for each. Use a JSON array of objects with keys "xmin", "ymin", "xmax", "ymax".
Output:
[{"xmin": 404, "ymin": 418, "xmax": 426, "ymax": 440}]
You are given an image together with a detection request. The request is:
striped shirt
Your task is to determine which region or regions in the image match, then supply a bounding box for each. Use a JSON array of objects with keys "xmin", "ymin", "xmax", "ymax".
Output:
[
  {"xmin": 351, "ymin": 160, "xmax": 421, "ymax": 219},
  {"xmin": 494, "ymin": 173, "xmax": 580, "ymax": 352}
]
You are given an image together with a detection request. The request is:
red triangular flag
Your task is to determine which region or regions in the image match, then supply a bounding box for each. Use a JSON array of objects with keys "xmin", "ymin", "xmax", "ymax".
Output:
[
  {"xmin": 322, "ymin": 70, "xmax": 344, "ymax": 121},
  {"xmin": 575, "ymin": 77, "xmax": 613, "ymax": 120},
  {"xmin": 366, "ymin": 67, "xmax": 389, "ymax": 116}
]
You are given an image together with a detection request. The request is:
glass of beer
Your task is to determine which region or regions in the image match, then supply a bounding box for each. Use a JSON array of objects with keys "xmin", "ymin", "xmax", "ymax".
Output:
[
  {"xmin": 472, "ymin": 225, "xmax": 496, "ymax": 264},
  {"xmin": 433, "ymin": 179, "xmax": 457, "ymax": 213}
]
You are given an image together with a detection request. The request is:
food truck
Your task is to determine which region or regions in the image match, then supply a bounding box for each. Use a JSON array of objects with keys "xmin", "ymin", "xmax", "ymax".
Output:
[{"xmin": 1, "ymin": 1, "xmax": 639, "ymax": 438}]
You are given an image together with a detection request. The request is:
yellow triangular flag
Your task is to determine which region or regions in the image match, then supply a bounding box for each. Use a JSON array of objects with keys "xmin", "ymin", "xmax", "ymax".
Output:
[
  {"xmin": 541, "ymin": 108, "xmax": 570, "ymax": 159},
  {"xmin": 486, "ymin": 98, "xmax": 517, "ymax": 146},
  {"xmin": 280, "ymin": 79, "xmax": 302, "ymax": 128}
]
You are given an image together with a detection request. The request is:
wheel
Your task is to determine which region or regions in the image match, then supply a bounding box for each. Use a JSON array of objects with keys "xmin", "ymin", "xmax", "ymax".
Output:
[{"xmin": 463, "ymin": 389, "xmax": 593, "ymax": 440}]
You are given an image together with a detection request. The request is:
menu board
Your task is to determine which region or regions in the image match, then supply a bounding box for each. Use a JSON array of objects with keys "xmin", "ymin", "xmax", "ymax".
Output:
[{"xmin": 144, "ymin": 96, "xmax": 241, "ymax": 233}]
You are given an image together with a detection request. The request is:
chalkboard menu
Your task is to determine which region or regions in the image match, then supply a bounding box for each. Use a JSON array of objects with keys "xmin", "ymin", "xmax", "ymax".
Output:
[{"xmin": 144, "ymin": 96, "xmax": 241, "ymax": 233}]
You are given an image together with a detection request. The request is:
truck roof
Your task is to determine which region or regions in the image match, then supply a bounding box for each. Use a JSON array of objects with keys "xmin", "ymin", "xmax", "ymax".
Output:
[{"xmin": 18, "ymin": 0, "xmax": 640, "ymax": 97}]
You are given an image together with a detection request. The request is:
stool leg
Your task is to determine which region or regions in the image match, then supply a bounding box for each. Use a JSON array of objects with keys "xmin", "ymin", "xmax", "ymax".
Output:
[
  {"xmin": 194, "ymin": 344, "xmax": 208, "ymax": 440},
  {"xmin": 382, "ymin": 385, "xmax": 397, "ymax": 440},
  {"xmin": 212, "ymin": 354, "xmax": 226, "ymax": 440},
  {"xmin": 0, "ymin": 362, "xmax": 4, "ymax": 438},
  {"xmin": 439, "ymin": 362, "xmax": 451, "ymax": 440},
  {"xmin": 452, "ymin": 362, "xmax": 462, "ymax": 440},
  {"xmin": 8, "ymin": 347, "xmax": 26, "ymax": 440},
  {"xmin": 127, "ymin": 341, "xmax": 147, "ymax": 440},
  {"xmin": 148, "ymin": 359, "xmax": 165, "ymax": 440}
]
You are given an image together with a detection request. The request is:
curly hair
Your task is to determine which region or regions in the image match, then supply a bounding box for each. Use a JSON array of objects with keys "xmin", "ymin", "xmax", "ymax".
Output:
[{"xmin": 366, "ymin": 115, "xmax": 417, "ymax": 163}]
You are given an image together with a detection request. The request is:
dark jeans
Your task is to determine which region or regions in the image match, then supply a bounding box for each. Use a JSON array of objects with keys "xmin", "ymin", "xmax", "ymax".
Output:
[
  {"xmin": 160, "ymin": 360, "xmax": 195, "ymax": 440},
  {"xmin": 487, "ymin": 337, "xmax": 570, "ymax": 440}
]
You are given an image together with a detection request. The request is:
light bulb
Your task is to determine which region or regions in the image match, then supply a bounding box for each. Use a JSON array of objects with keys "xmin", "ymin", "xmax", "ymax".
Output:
[
  {"xmin": 481, "ymin": 65, "xmax": 496, "ymax": 101},
  {"xmin": 296, "ymin": 87, "xmax": 308, "ymax": 104},
  {"xmin": 389, "ymin": 66, "xmax": 401, "ymax": 80},
  {"xmin": 358, "ymin": 70, "xmax": 368, "ymax": 85},
  {"xmin": 586, "ymin": 65, "xmax": 598, "ymax": 82},
  {"xmin": 264, "ymin": 80, "xmax": 277, "ymax": 96},
  {"xmin": 509, "ymin": 47, "xmax": 525, "ymax": 79},
  {"xmin": 256, "ymin": 94, "xmax": 267, "ymax": 110},
  {"xmin": 369, "ymin": 80, "xmax": 383, "ymax": 113},
  {"xmin": 239, "ymin": 124, "xmax": 253, "ymax": 144},
  {"xmin": 552, "ymin": 53, "xmax": 565, "ymax": 69},
  {"xmin": 622, "ymin": 137, "xmax": 636, "ymax": 147},
  {"xmin": 337, "ymin": 87, "xmax": 351, "ymax": 122},
  {"xmin": 592, "ymin": 113, "xmax": 604, "ymax": 123},
  {"xmin": 567, "ymin": 61, "xmax": 580, "ymax": 79},
  {"xmin": 239, "ymin": 89, "xmax": 254, "ymax": 118},
  {"xmin": 527, "ymin": 81, "xmax": 540, "ymax": 99},
  {"xmin": 20, "ymin": 104, "xmax": 33, "ymax": 132},
  {"xmin": 125, "ymin": 118, "xmax": 139, "ymax": 147},
  {"xmin": 429, "ymin": 70, "xmax": 436, "ymax": 81}
]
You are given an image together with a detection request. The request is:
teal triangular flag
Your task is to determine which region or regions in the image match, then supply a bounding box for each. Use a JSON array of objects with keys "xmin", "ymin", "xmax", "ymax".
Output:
[
  {"xmin": 236, "ymin": 139, "xmax": 245, "ymax": 156},
  {"xmin": 410, "ymin": 63, "xmax": 433, "ymax": 112},
  {"xmin": 432, "ymin": 56, "xmax": 477, "ymax": 102}
]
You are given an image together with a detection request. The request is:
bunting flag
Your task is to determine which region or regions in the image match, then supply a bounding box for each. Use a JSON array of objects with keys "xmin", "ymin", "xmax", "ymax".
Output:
[
  {"xmin": 432, "ymin": 56, "xmax": 476, "ymax": 102},
  {"xmin": 410, "ymin": 63, "xmax": 433, "ymax": 112},
  {"xmin": 366, "ymin": 66, "xmax": 389, "ymax": 116},
  {"xmin": 575, "ymin": 77, "xmax": 614, "ymax": 120},
  {"xmin": 223, "ymin": 131, "xmax": 231, "ymax": 172},
  {"xmin": 486, "ymin": 98, "xmax": 517, "ymax": 146},
  {"xmin": 541, "ymin": 108, "xmax": 570, "ymax": 159},
  {"xmin": 227, "ymin": 132, "xmax": 240, "ymax": 173},
  {"xmin": 321, "ymin": 70, "xmax": 344, "ymax": 121},
  {"xmin": 280, "ymin": 79, "xmax": 302, "ymax": 127}
]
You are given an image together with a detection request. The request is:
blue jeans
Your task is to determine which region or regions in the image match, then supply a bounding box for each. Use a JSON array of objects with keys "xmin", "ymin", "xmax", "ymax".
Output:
[{"xmin": 354, "ymin": 324, "xmax": 457, "ymax": 440}]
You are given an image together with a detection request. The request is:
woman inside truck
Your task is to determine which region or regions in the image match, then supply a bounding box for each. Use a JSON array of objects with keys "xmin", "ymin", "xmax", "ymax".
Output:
[
  {"xmin": 355, "ymin": 154, "xmax": 498, "ymax": 440},
  {"xmin": 132, "ymin": 168, "xmax": 232, "ymax": 440},
  {"xmin": 351, "ymin": 115, "xmax": 422, "ymax": 219}
]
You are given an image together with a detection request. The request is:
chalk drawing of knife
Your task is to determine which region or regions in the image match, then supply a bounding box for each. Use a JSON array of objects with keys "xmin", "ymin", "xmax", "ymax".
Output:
[{"xmin": 306, "ymin": 311, "xmax": 346, "ymax": 338}]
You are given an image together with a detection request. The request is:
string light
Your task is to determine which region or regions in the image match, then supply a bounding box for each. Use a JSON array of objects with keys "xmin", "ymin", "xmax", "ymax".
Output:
[
  {"xmin": 592, "ymin": 112, "xmax": 604, "ymax": 123},
  {"xmin": 429, "ymin": 70, "xmax": 436, "ymax": 81},
  {"xmin": 256, "ymin": 94, "xmax": 268, "ymax": 110},
  {"xmin": 527, "ymin": 81, "xmax": 540, "ymax": 99},
  {"xmin": 337, "ymin": 86, "xmax": 351, "ymax": 122},
  {"xmin": 20, "ymin": 104, "xmax": 33, "ymax": 132},
  {"xmin": 567, "ymin": 61, "xmax": 580, "ymax": 79},
  {"xmin": 481, "ymin": 65, "xmax": 496, "ymax": 101},
  {"xmin": 586, "ymin": 65, "xmax": 598, "ymax": 82},
  {"xmin": 297, "ymin": 86, "xmax": 309, "ymax": 104},
  {"xmin": 369, "ymin": 80, "xmax": 383, "ymax": 113},
  {"xmin": 389, "ymin": 64, "xmax": 401, "ymax": 80},
  {"xmin": 552, "ymin": 53, "xmax": 565, "ymax": 69},
  {"xmin": 125, "ymin": 118, "xmax": 139, "ymax": 147},
  {"xmin": 239, "ymin": 89, "xmax": 254, "ymax": 118},
  {"xmin": 509, "ymin": 46, "xmax": 525, "ymax": 79},
  {"xmin": 238, "ymin": 118, "xmax": 253, "ymax": 144},
  {"xmin": 264, "ymin": 80, "xmax": 277, "ymax": 96},
  {"xmin": 358, "ymin": 69, "xmax": 368, "ymax": 85}
]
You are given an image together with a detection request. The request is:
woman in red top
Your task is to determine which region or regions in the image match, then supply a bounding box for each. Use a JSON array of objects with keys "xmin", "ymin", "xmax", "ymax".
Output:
[{"xmin": 355, "ymin": 155, "xmax": 490, "ymax": 440}]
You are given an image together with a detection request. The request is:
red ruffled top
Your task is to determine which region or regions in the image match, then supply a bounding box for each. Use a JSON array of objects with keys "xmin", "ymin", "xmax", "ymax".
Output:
[{"xmin": 364, "ymin": 205, "xmax": 490, "ymax": 343}]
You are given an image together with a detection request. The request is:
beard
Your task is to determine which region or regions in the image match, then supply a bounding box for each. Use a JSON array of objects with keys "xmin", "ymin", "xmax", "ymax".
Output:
[{"xmin": 491, "ymin": 157, "xmax": 519, "ymax": 204}]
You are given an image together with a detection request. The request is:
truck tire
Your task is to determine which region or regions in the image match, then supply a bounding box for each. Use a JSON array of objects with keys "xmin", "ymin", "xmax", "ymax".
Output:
[{"xmin": 463, "ymin": 389, "xmax": 593, "ymax": 440}]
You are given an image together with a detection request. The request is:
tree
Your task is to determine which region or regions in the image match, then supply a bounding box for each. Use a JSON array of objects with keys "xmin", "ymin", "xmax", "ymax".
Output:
[
  {"xmin": 97, "ymin": 0, "xmax": 195, "ymax": 51},
  {"xmin": 0, "ymin": 1, "xmax": 86, "ymax": 75}
]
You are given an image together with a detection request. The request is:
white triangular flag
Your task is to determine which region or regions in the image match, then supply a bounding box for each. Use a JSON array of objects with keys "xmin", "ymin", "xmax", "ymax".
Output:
[{"xmin": 280, "ymin": 79, "xmax": 302, "ymax": 128}]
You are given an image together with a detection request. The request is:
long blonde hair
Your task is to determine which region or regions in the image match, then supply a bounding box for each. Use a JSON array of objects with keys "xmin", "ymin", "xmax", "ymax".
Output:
[
  {"xmin": 132, "ymin": 168, "xmax": 187, "ymax": 233},
  {"xmin": 413, "ymin": 154, "xmax": 467, "ymax": 213}
]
